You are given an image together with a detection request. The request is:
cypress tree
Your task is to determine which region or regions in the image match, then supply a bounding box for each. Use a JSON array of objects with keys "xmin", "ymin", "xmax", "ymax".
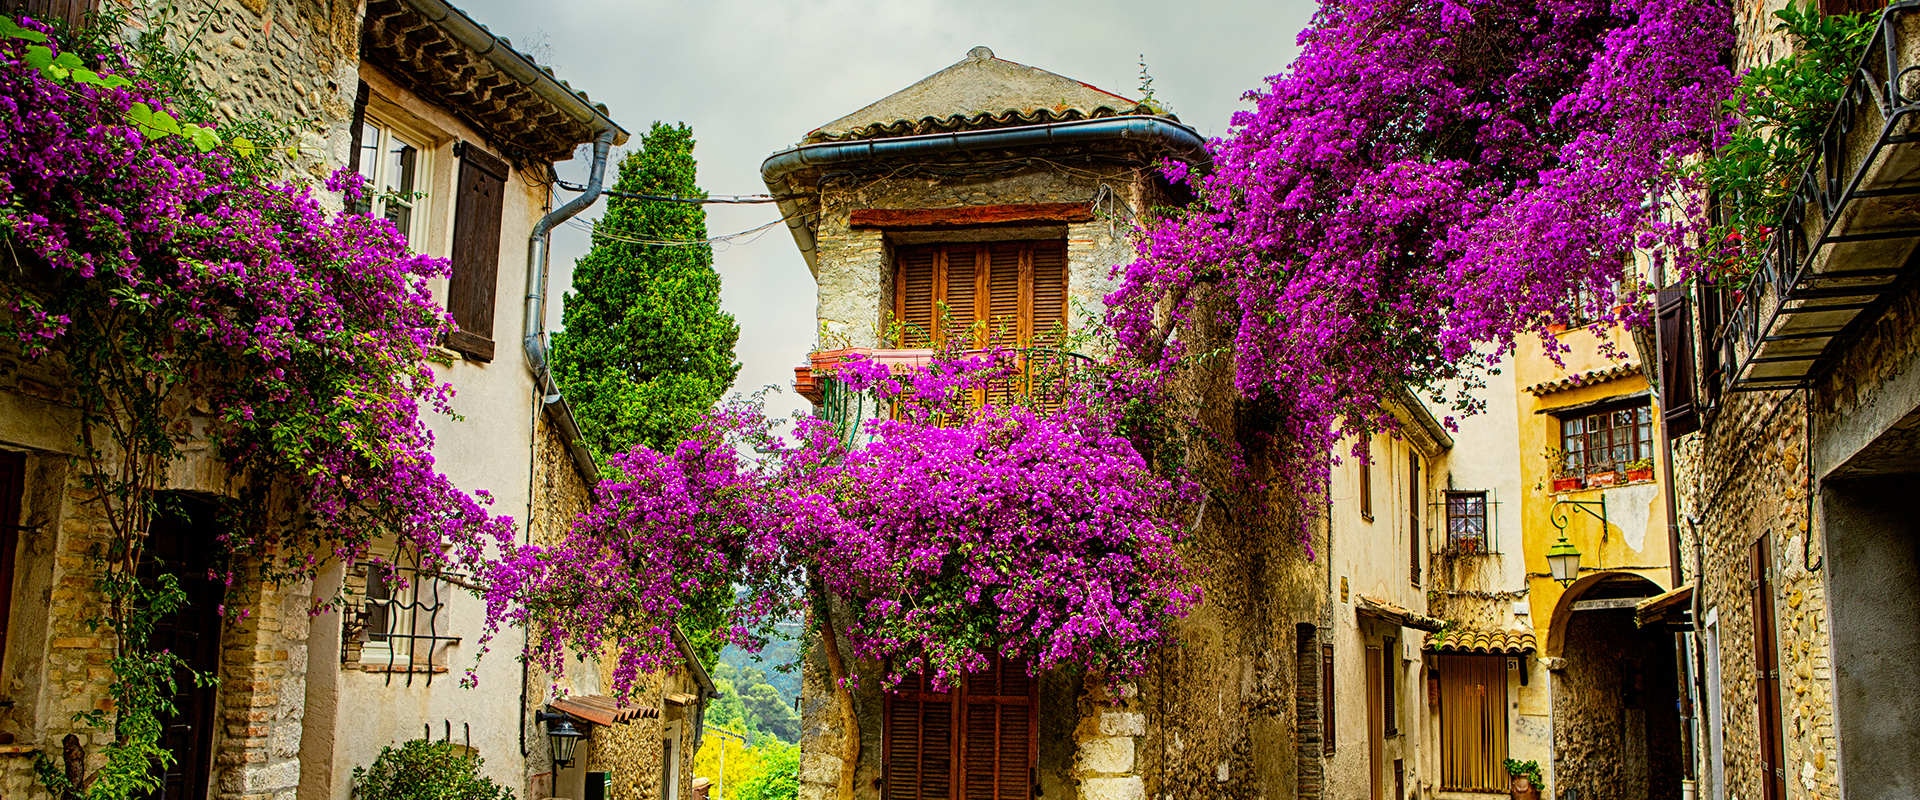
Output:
[{"xmin": 553, "ymin": 122, "xmax": 741, "ymax": 460}]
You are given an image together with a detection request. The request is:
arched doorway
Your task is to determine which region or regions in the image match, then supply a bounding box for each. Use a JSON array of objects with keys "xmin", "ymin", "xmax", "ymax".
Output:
[{"xmin": 1547, "ymin": 572, "xmax": 1682, "ymax": 800}]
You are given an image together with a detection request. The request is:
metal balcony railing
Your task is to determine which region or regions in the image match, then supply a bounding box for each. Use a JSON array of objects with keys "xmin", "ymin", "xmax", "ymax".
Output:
[
  {"xmin": 1712, "ymin": 1, "xmax": 1920, "ymax": 392},
  {"xmin": 794, "ymin": 347, "xmax": 1093, "ymax": 447}
]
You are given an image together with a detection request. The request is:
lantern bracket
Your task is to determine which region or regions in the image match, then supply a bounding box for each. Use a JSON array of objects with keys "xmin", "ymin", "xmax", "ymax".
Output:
[{"xmin": 1549, "ymin": 496, "xmax": 1606, "ymax": 535}]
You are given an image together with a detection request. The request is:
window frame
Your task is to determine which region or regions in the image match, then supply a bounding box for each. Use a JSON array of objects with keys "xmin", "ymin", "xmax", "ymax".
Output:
[
  {"xmin": 352, "ymin": 115, "xmax": 432, "ymax": 249},
  {"xmin": 1556, "ymin": 399, "xmax": 1654, "ymax": 476},
  {"xmin": 1444, "ymin": 491, "xmax": 1491, "ymax": 553}
]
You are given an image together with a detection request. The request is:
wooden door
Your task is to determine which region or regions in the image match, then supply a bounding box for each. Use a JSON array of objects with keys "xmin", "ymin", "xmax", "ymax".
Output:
[
  {"xmin": 0, "ymin": 451, "xmax": 22, "ymax": 674},
  {"xmin": 1366, "ymin": 645, "xmax": 1383, "ymax": 800},
  {"xmin": 142, "ymin": 498, "xmax": 225, "ymax": 800},
  {"xmin": 1751, "ymin": 538, "xmax": 1786, "ymax": 800},
  {"xmin": 1437, "ymin": 654, "xmax": 1509, "ymax": 792}
]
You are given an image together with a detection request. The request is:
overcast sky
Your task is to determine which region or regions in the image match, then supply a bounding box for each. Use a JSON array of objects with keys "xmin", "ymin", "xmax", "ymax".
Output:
[{"xmin": 459, "ymin": 0, "xmax": 1320, "ymax": 422}]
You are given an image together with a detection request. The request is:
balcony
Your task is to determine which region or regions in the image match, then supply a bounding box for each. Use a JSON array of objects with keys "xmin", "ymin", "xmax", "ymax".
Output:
[
  {"xmin": 1713, "ymin": 2, "xmax": 1920, "ymax": 392},
  {"xmin": 793, "ymin": 347, "xmax": 1091, "ymax": 446}
]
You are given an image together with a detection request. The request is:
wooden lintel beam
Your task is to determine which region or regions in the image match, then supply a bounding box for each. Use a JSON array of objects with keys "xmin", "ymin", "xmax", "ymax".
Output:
[{"xmin": 850, "ymin": 203, "xmax": 1095, "ymax": 229}]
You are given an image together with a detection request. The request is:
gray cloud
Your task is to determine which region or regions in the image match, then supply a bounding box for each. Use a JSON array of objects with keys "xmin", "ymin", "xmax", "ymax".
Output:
[{"xmin": 459, "ymin": 0, "xmax": 1318, "ymax": 423}]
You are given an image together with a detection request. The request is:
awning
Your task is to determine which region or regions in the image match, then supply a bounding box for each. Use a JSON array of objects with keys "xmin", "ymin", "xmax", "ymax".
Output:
[
  {"xmin": 1425, "ymin": 625, "xmax": 1537, "ymax": 654},
  {"xmin": 1635, "ymin": 583, "xmax": 1694, "ymax": 628},
  {"xmin": 664, "ymin": 692, "xmax": 699, "ymax": 706},
  {"xmin": 1356, "ymin": 595, "xmax": 1446, "ymax": 632},
  {"xmin": 550, "ymin": 694, "xmax": 659, "ymax": 726}
]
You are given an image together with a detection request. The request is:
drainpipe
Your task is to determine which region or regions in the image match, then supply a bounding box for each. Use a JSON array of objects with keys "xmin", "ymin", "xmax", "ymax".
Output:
[{"xmin": 525, "ymin": 129, "xmax": 617, "ymax": 388}]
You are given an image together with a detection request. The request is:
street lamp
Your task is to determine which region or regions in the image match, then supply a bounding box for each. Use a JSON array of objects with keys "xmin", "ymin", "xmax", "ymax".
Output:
[
  {"xmin": 537, "ymin": 710, "xmax": 588, "ymax": 770},
  {"xmin": 703, "ymin": 725, "xmax": 751, "ymax": 800},
  {"xmin": 1547, "ymin": 535, "xmax": 1583, "ymax": 586}
]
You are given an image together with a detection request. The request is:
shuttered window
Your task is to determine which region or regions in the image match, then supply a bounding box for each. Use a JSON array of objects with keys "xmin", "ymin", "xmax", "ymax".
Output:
[
  {"xmin": 446, "ymin": 142, "xmax": 509, "ymax": 361},
  {"xmin": 1657, "ymin": 286, "xmax": 1700, "ymax": 438},
  {"xmin": 0, "ymin": 451, "xmax": 22, "ymax": 675},
  {"xmin": 1322, "ymin": 642, "xmax": 1336, "ymax": 756},
  {"xmin": 1383, "ymin": 637, "xmax": 1399, "ymax": 736},
  {"xmin": 1359, "ymin": 439, "xmax": 1374, "ymax": 521},
  {"xmin": 1751, "ymin": 538, "xmax": 1787, "ymax": 800},
  {"xmin": 893, "ymin": 242, "xmax": 1066, "ymax": 350},
  {"xmin": 884, "ymin": 656, "xmax": 1036, "ymax": 800},
  {"xmin": 1408, "ymin": 454, "xmax": 1422, "ymax": 585},
  {"xmin": 1437, "ymin": 654, "xmax": 1508, "ymax": 792}
]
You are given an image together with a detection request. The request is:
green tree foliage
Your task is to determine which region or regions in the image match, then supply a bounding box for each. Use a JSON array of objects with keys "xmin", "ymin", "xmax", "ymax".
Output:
[
  {"xmin": 553, "ymin": 121, "xmax": 741, "ymax": 460},
  {"xmin": 731, "ymin": 743, "xmax": 799, "ymax": 800},
  {"xmin": 351, "ymin": 740, "xmax": 514, "ymax": 800},
  {"xmin": 709, "ymin": 662, "xmax": 800, "ymax": 744}
]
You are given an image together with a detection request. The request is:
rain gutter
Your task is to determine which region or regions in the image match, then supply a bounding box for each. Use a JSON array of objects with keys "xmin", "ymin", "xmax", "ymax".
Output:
[{"xmin": 760, "ymin": 115, "xmax": 1210, "ymax": 275}]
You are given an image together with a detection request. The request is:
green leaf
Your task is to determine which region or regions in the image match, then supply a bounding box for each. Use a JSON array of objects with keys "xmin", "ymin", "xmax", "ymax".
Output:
[
  {"xmin": 229, "ymin": 136, "xmax": 256, "ymax": 157},
  {"xmin": 0, "ymin": 18, "xmax": 48, "ymax": 42},
  {"xmin": 126, "ymin": 103, "xmax": 157, "ymax": 139},
  {"xmin": 22, "ymin": 45, "xmax": 52, "ymax": 72},
  {"xmin": 52, "ymin": 51, "xmax": 81, "ymax": 70},
  {"xmin": 187, "ymin": 125, "xmax": 219, "ymax": 153}
]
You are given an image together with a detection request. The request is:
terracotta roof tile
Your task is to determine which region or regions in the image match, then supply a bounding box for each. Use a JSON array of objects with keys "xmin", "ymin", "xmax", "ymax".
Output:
[
  {"xmin": 1424, "ymin": 626, "xmax": 1537, "ymax": 654},
  {"xmin": 550, "ymin": 694, "xmax": 658, "ymax": 726},
  {"xmin": 1523, "ymin": 363, "xmax": 1641, "ymax": 396}
]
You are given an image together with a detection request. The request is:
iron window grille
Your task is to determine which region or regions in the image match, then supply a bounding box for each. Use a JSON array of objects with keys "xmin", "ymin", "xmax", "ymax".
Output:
[
  {"xmin": 1445, "ymin": 492, "xmax": 1491, "ymax": 554},
  {"xmin": 343, "ymin": 562, "xmax": 459, "ymax": 685}
]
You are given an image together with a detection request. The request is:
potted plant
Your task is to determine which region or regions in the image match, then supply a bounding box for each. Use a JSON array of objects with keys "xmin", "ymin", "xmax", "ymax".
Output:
[
  {"xmin": 1505, "ymin": 759, "xmax": 1543, "ymax": 800},
  {"xmin": 1587, "ymin": 468, "xmax": 1618, "ymax": 488},
  {"xmin": 1625, "ymin": 457, "xmax": 1655, "ymax": 482},
  {"xmin": 1546, "ymin": 447, "xmax": 1583, "ymax": 492}
]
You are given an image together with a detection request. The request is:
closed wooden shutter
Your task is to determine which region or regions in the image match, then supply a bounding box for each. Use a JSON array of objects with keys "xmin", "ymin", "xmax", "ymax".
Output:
[
  {"xmin": 1029, "ymin": 244, "xmax": 1066, "ymax": 348},
  {"xmin": 0, "ymin": 451, "xmax": 22, "ymax": 676},
  {"xmin": 884, "ymin": 657, "xmax": 1036, "ymax": 800},
  {"xmin": 446, "ymin": 142, "xmax": 509, "ymax": 361},
  {"xmin": 0, "ymin": 0, "xmax": 98, "ymax": 28},
  {"xmin": 1657, "ymin": 286, "xmax": 1700, "ymax": 438},
  {"xmin": 885, "ymin": 670, "xmax": 956, "ymax": 800},
  {"xmin": 1821, "ymin": 0, "xmax": 1885, "ymax": 15},
  {"xmin": 1323, "ymin": 642, "xmax": 1336, "ymax": 755},
  {"xmin": 960, "ymin": 656, "xmax": 1036, "ymax": 800},
  {"xmin": 1408, "ymin": 454, "xmax": 1421, "ymax": 585},
  {"xmin": 898, "ymin": 247, "xmax": 939, "ymax": 348},
  {"xmin": 1751, "ymin": 538, "xmax": 1786, "ymax": 800},
  {"xmin": 1437, "ymin": 654, "xmax": 1508, "ymax": 792},
  {"xmin": 893, "ymin": 242, "xmax": 1067, "ymax": 350},
  {"xmin": 1383, "ymin": 637, "xmax": 1398, "ymax": 736}
]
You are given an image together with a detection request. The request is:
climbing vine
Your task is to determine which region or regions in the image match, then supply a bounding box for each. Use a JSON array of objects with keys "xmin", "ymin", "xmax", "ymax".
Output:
[{"xmin": 0, "ymin": 12, "xmax": 516, "ymax": 798}]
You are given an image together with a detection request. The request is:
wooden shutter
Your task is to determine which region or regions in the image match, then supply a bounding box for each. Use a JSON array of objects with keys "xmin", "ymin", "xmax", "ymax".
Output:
[
  {"xmin": 1382, "ymin": 637, "xmax": 1398, "ymax": 736},
  {"xmin": 985, "ymin": 244, "xmax": 1023, "ymax": 347},
  {"xmin": 884, "ymin": 669, "xmax": 957, "ymax": 800},
  {"xmin": 1029, "ymin": 244, "xmax": 1067, "ymax": 348},
  {"xmin": 1359, "ymin": 443, "xmax": 1374, "ymax": 520},
  {"xmin": 1821, "ymin": 0, "xmax": 1885, "ymax": 15},
  {"xmin": 0, "ymin": 451, "xmax": 22, "ymax": 675},
  {"xmin": 0, "ymin": 0, "xmax": 98, "ymax": 28},
  {"xmin": 1437, "ymin": 655, "xmax": 1509, "ymax": 792},
  {"xmin": 960, "ymin": 656, "xmax": 1036, "ymax": 800},
  {"xmin": 1322, "ymin": 642, "xmax": 1335, "ymax": 755},
  {"xmin": 1408, "ymin": 454, "xmax": 1421, "ymax": 585},
  {"xmin": 345, "ymin": 81, "xmax": 371, "ymax": 211},
  {"xmin": 1751, "ymin": 538, "xmax": 1786, "ymax": 800},
  {"xmin": 897, "ymin": 247, "xmax": 939, "ymax": 348},
  {"xmin": 1699, "ymin": 279, "xmax": 1725, "ymax": 407},
  {"xmin": 1657, "ymin": 286, "xmax": 1700, "ymax": 438},
  {"xmin": 446, "ymin": 142, "xmax": 508, "ymax": 361}
]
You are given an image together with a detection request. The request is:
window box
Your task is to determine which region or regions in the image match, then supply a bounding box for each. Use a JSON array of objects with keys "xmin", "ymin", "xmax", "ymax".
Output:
[
  {"xmin": 1587, "ymin": 470, "xmax": 1618, "ymax": 488},
  {"xmin": 1552, "ymin": 475, "xmax": 1584, "ymax": 493},
  {"xmin": 1625, "ymin": 466, "xmax": 1654, "ymax": 483}
]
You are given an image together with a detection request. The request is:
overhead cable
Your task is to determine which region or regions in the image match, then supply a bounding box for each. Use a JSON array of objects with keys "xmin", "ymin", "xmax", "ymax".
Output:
[{"xmin": 555, "ymin": 179, "xmax": 782, "ymax": 204}]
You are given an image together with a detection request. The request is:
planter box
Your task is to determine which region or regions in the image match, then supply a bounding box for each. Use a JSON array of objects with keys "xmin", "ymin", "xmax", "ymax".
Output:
[
  {"xmin": 1587, "ymin": 470, "xmax": 1618, "ymax": 488},
  {"xmin": 1508, "ymin": 777, "xmax": 1541, "ymax": 800},
  {"xmin": 1626, "ymin": 467, "xmax": 1654, "ymax": 483},
  {"xmin": 1552, "ymin": 475, "xmax": 1584, "ymax": 492}
]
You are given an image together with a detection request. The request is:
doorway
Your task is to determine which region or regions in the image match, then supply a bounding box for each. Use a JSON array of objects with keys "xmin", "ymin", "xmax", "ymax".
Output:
[{"xmin": 141, "ymin": 496, "xmax": 225, "ymax": 800}]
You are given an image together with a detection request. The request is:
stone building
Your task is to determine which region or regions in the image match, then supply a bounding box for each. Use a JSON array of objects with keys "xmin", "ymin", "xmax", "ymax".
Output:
[
  {"xmin": 770, "ymin": 47, "xmax": 1333, "ymax": 800},
  {"xmin": 1654, "ymin": 2, "xmax": 1919, "ymax": 800},
  {"xmin": 0, "ymin": 2, "xmax": 710, "ymax": 800}
]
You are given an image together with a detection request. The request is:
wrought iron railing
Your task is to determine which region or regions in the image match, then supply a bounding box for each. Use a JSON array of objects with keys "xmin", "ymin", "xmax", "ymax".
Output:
[
  {"xmin": 796, "ymin": 347, "xmax": 1094, "ymax": 448},
  {"xmin": 1711, "ymin": 2, "xmax": 1920, "ymax": 392}
]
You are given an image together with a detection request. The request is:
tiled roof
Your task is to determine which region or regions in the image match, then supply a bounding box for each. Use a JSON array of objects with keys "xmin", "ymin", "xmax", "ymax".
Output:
[
  {"xmin": 1523, "ymin": 363, "xmax": 1642, "ymax": 396},
  {"xmin": 550, "ymin": 694, "xmax": 658, "ymax": 726},
  {"xmin": 807, "ymin": 46, "xmax": 1165, "ymax": 143},
  {"xmin": 1356, "ymin": 595, "xmax": 1446, "ymax": 632},
  {"xmin": 1424, "ymin": 626, "xmax": 1537, "ymax": 654}
]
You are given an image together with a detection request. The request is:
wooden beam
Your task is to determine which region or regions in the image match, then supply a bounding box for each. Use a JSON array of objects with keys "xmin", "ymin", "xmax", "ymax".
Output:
[
  {"xmin": 1570, "ymin": 596, "xmax": 1652, "ymax": 611},
  {"xmin": 850, "ymin": 203, "xmax": 1095, "ymax": 229}
]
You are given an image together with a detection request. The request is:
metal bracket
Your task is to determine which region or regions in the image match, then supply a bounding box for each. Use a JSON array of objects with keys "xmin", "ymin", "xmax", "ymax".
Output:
[{"xmin": 1550, "ymin": 496, "xmax": 1607, "ymax": 535}]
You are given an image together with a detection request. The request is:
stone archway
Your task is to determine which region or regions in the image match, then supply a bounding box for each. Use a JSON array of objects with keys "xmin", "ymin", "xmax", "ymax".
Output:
[{"xmin": 1548, "ymin": 573, "xmax": 1682, "ymax": 800}]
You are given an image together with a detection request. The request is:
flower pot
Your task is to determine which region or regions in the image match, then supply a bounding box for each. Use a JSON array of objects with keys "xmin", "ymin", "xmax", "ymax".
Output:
[
  {"xmin": 1552, "ymin": 475, "xmax": 1583, "ymax": 492},
  {"xmin": 1587, "ymin": 470, "xmax": 1618, "ymax": 488},
  {"xmin": 1508, "ymin": 776, "xmax": 1541, "ymax": 800},
  {"xmin": 1626, "ymin": 467, "xmax": 1654, "ymax": 483}
]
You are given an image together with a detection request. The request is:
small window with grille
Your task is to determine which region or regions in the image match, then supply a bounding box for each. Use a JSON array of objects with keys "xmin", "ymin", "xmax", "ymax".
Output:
[
  {"xmin": 343, "ymin": 559, "xmax": 458, "ymax": 684},
  {"xmin": 1445, "ymin": 492, "xmax": 1489, "ymax": 553}
]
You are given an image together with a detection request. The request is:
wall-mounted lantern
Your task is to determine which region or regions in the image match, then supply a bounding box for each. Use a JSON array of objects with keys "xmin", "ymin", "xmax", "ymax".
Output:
[
  {"xmin": 537, "ymin": 710, "xmax": 588, "ymax": 769},
  {"xmin": 1547, "ymin": 536, "xmax": 1583, "ymax": 587}
]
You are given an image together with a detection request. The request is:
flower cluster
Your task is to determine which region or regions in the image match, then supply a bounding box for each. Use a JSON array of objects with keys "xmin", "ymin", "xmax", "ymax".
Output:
[
  {"xmin": 1108, "ymin": 0, "xmax": 1733, "ymax": 504},
  {"xmin": 0, "ymin": 25, "xmax": 515, "ymax": 610}
]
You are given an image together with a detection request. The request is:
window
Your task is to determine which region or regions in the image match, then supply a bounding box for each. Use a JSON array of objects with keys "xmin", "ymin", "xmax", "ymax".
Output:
[
  {"xmin": 1382, "ymin": 637, "xmax": 1398, "ymax": 737},
  {"xmin": 1322, "ymin": 642, "xmax": 1335, "ymax": 756},
  {"xmin": 352, "ymin": 118, "xmax": 428, "ymax": 247},
  {"xmin": 1437, "ymin": 654, "xmax": 1509, "ymax": 792},
  {"xmin": 893, "ymin": 241, "xmax": 1066, "ymax": 350},
  {"xmin": 1559, "ymin": 401, "xmax": 1653, "ymax": 475},
  {"xmin": 882, "ymin": 655, "xmax": 1035, "ymax": 800},
  {"xmin": 0, "ymin": 451, "xmax": 22, "ymax": 675},
  {"xmin": 661, "ymin": 725, "xmax": 682, "ymax": 800},
  {"xmin": 1446, "ymin": 492, "xmax": 1489, "ymax": 553},
  {"xmin": 1409, "ymin": 453, "xmax": 1421, "ymax": 585},
  {"xmin": 1359, "ymin": 439, "xmax": 1373, "ymax": 521},
  {"xmin": 349, "ymin": 561, "xmax": 455, "ymax": 685}
]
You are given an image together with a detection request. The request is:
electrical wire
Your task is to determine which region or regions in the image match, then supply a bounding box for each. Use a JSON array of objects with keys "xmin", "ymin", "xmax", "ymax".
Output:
[{"xmin": 555, "ymin": 179, "xmax": 783, "ymax": 204}]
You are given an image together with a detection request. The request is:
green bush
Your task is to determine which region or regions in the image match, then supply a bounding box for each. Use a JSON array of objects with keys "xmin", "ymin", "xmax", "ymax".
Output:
[
  {"xmin": 352, "ymin": 740, "xmax": 514, "ymax": 800},
  {"xmin": 730, "ymin": 741, "xmax": 798, "ymax": 800}
]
